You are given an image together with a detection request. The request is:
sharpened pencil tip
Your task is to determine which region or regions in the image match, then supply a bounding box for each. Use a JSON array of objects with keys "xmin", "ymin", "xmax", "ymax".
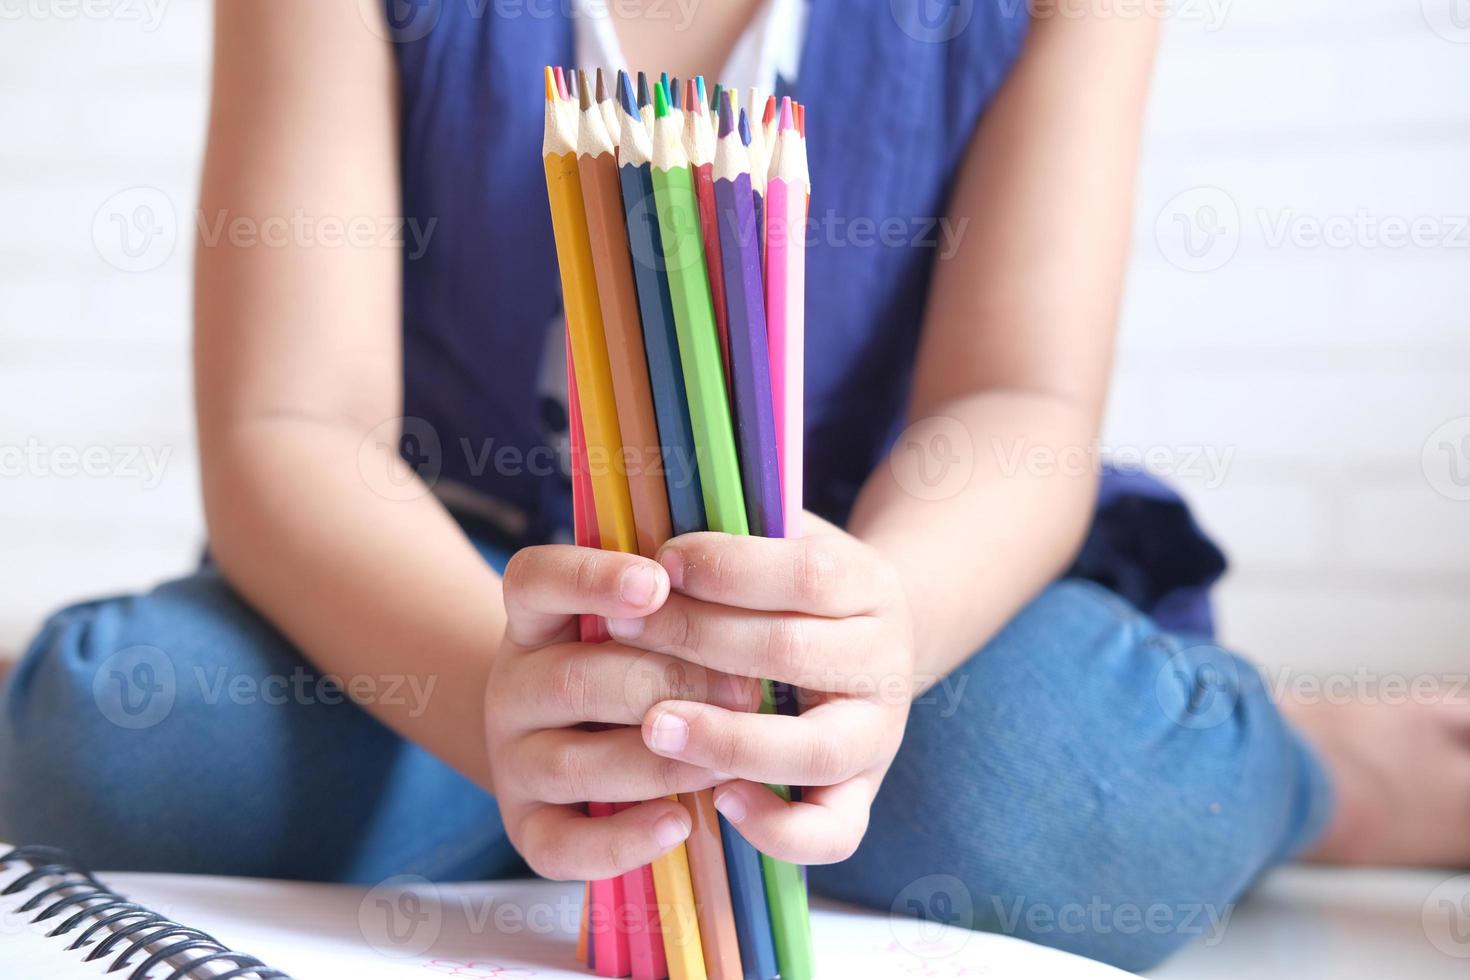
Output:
[
  {"xmin": 544, "ymin": 66, "xmax": 557, "ymax": 102},
  {"xmin": 719, "ymin": 91, "xmax": 736, "ymax": 139},
  {"xmin": 577, "ymin": 69, "xmax": 592, "ymax": 112},
  {"xmin": 684, "ymin": 78, "xmax": 696, "ymax": 115},
  {"xmin": 779, "ymin": 96, "xmax": 795, "ymax": 132},
  {"xmin": 696, "ymin": 75, "xmax": 707, "ymax": 106},
  {"xmin": 618, "ymin": 70, "xmax": 639, "ymax": 118},
  {"xmin": 637, "ymin": 71, "xmax": 651, "ymax": 108},
  {"xmin": 654, "ymin": 77, "xmax": 669, "ymax": 118},
  {"xmin": 796, "ymin": 101, "xmax": 806, "ymax": 137},
  {"xmin": 670, "ymin": 76, "xmax": 682, "ymax": 110},
  {"xmin": 738, "ymin": 107, "xmax": 751, "ymax": 147},
  {"xmin": 763, "ymin": 94, "xmax": 777, "ymax": 127},
  {"xmin": 554, "ymin": 66, "xmax": 568, "ymax": 101},
  {"xmin": 595, "ymin": 68, "xmax": 607, "ymax": 104}
]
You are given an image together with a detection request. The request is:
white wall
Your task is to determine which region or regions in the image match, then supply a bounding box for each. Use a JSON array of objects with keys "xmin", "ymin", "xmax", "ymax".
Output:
[{"xmin": 2, "ymin": 1, "xmax": 1468, "ymax": 686}]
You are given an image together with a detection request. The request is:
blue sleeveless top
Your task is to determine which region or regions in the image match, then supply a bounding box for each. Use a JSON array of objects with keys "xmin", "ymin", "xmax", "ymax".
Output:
[{"xmin": 387, "ymin": 1, "xmax": 1227, "ymax": 635}]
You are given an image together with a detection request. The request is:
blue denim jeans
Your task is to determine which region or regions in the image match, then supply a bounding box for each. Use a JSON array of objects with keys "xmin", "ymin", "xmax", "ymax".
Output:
[{"xmin": 0, "ymin": 531, "xmax": 1332, "ymax": 971}]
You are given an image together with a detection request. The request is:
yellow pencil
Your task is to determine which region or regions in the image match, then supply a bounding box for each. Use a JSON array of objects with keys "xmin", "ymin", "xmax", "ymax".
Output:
[{"xmin": 544, "ymin": 68, "xmax": 638, "ymax": 556}]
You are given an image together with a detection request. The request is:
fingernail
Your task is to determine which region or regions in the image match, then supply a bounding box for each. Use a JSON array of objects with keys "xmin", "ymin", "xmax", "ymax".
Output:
[
  {"xmin": 654, "ymin": 812, "xmax": 691, "ymax": 848},
  {"xmin": 619, "ymin": 564, "xmax": 660, "ymax": 608},
  {"xmin": 713, "ymin": 786, "xmax": 747, "ymax": 823},
  {"xmin": 647, "ymin": 710, "xmax": 689, "ymax": 753},
  {"xmin": 711, "ymin": 771, "xmax": 735, "ymax": 783},
  {"xmin": 658, "ymin": 551, "xmax": 686, "ymax": 591},
  {"xmin": 607, "ymin": 617, "xmax": 645, "ymax": 640}
]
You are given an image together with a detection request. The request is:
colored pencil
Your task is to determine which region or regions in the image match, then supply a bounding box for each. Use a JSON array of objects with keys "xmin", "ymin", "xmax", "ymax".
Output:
[
  {"xmin": 594, "ymin": 68, "xmax": 621, "ymax": 151},
  {"xmin": 764, "ymin": 97, "xmax": 807, "ymax": 539},
  {"xmin": 577, "ymin": 71, "xmax": 673, "ymax": 560},
  {"xmin": 682, "ymin": 789, "xmax": 744, "ymax": 980},
  {"xmin": 744, "ymin": 90, "xmax": 769, "ymax": 264},
  {"xmin": 714, "ymin": 96, "xmax": 782, "ymax": 539},
  {"xmin": 569, "ymin": 347, "xmax": 631, "ymax": 978},
  {"xmin": 545, "ymin": 72, "xmax": 639, "ymax": 557},
  {"xmin": 650, "ymin": 82, "xmax": 749, "ymax": 535},
  {"xmin": 686, "ymin": 81, "xmax": 732, "ymax": 394},
  {"xmin": 617, "ymin": 71, "xmax": 708, "ymax": 538}
]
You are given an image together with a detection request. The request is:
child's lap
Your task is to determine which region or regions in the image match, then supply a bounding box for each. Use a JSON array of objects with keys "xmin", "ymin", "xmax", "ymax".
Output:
[{"xmin": 0, "ymin": 553, "xmax": 1317, "ymax": 970}]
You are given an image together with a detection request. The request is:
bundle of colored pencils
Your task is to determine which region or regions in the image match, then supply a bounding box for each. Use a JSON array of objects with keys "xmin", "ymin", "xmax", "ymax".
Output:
[{"xmin": 543, "ymin": 66, "xmax": 813, "ymax": 980}]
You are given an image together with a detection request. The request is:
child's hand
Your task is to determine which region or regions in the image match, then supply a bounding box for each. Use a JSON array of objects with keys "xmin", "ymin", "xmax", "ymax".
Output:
[
  {"xmin": 606, "ymin": 518, "xmax": 917, "ymax": 866},
  {"xmin": 486, "ymin": 546, "xmax": 758, "ymax": 881}
]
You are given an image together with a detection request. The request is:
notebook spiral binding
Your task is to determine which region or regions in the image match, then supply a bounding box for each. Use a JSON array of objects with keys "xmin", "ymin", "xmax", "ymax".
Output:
[{"xmin": 0, "ymin": 845, "xmax": 291, "ymax": 979}]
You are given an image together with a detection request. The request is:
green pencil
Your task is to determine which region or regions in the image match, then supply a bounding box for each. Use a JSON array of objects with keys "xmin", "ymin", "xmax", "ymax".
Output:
[{"xmin": 650, "ymin": 81, "xmax": 749, "ymax": 535}]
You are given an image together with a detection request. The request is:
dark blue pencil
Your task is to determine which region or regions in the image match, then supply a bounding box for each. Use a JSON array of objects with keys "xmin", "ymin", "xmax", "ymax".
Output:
[{"xmin": 616, "ymin": 71, "xmax": 707, "ymax": 536}]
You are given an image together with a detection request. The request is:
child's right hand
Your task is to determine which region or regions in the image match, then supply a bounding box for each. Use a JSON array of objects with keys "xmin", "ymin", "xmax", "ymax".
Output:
[{"xmin": 486, "ymin": 545, "xmax": 758, "ymax": 881}]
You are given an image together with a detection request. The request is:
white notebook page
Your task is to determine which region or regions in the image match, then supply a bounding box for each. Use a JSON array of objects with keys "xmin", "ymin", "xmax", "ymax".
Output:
[{"xmin": 1, "ymin": 861, "xmax": 1134, "ymax": 979}]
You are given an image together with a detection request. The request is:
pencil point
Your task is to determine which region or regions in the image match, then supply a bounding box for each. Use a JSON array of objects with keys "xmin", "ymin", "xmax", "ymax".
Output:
[
  {"xmin": 719, "ymin": 91, "xmax": 736, "ymax": 139},
  {"xmin": 711, "ymin": 83, "xmax": 723, "ymax": 114},
  {"xmin": 637, "ymin": 71, "xmax": 651, "ymax": 109},
  {"xmin": 683, "ymin": 78, "xmax": 696, "ymax": 115},
  {"xmin": 544, "ymin": 66, "xmax": 557, "ymax": 102},
  {"xmin": 618, "ymin": 70, "xmax": 639, "ymax": 118},
  {"xmin": 566, "ymin": 68, "xmax": 579, "ymax": 102},
  {"xmin": 654, "ymin": 78, "xmax": 669, "ymax": 118},
  {"xmin": 795, "ymin": 102, "xmax": 806, "ymax": 137},
  {"xmin": 696, "ymin": 75, "xmax": 707, "ymax": 107},
  {"xmin": 779, "ymin": 96, "xmax": 795, "ymax": 132},
  {"xmin": 670, "ymin": 76, "xmax": 682, "ymax": 111},
  {"xmin": 738, "ymin": 107, "xmax": 751, "ymax": 147},
  {"xmin": 577, "ymin": 69, "xmax": 592, "ymax": 112},
  {"xmin": 554, "ymin": 66, "xmax": 568, "ymax": 101},
  {"xmin": 763, "ymin": 94, "xmax": 777, "ymax": 127},
  {"xmin": 595, "ymin": 68, "xmax": 608, "ymax": 104}
]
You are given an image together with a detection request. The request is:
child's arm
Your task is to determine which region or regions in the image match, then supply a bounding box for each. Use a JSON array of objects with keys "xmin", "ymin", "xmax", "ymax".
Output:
[
  {"xmin": 195, "ymin": 0, "xmax": 509, "ymax": 785},
  {"xmin": 610, "ymin": 9, "xmax": 1164, "ymax": 865},
  {"xmin": 851, "ymin": 7, "xmax": 1163, "ymax": 683}
]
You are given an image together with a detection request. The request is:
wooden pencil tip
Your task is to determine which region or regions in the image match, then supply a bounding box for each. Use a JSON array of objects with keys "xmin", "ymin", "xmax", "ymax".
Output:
[
  {"xmin": 653, "ymin": 77, "xmax": 669, "ymax": 118},
  {"xmin": 577, "ymin": 69, "xmax": 592, "ymax": 112},
  {"xmin": 738, "ymin": 107, "xmax": 752, "ymax": 147},
  {"xmin": 695, "ymin": 75, "xmax": 707, "ymax": 105},
  {"xmin": 670, "ymin": 76, "xmax": 682, "ymax": 110},
  {"xmin": 684, "ymin": 78, "xmax": 697, "ymax": 114},
  {"xmin": 544, "ymin": 66, "xmax": 558, "ymax": 102},
  {"xmin": 595, "ymin": 68, "xmax": 608, "ymax": 103},
  {"xmin": 763, "ymin": 94, "xmax": 778, "ymax": 126},
  {"xmin": 553, "ymin": 66, "xmax": 568, "ymax": 101},
  {"xmin": 796, "ymin": 102, "xmax": 806, "ymax": 136},
  {"xmin": 637, "ymin": 71, "xmax": 651, "ymax": 108},
  {"xmin": 779, "ymin": 96, "xmax": 795, "ymax": 132}
]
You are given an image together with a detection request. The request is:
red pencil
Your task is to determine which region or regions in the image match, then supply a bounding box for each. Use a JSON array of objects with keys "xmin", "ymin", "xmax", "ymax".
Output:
[{"xmin": 686, "ymin": 78, "xmax": 732, "ymax": 392}]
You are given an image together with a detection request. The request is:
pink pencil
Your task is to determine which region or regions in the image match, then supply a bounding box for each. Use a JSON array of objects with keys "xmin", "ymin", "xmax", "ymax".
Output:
[{"xmin": 764, "ymin": 98, "xmax": 807, "ymax": 535}]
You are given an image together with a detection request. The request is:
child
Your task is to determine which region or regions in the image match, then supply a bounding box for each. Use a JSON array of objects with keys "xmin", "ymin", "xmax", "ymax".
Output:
[{"xmin": 3, "ymin": 1, "xmax": 1467, "ymax": 971}]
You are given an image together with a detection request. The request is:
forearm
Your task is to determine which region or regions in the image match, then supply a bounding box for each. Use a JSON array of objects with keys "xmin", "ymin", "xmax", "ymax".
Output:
[
  {"xmin": 202, "ymin": 417, "xmax": 506, "ymax": 787},
  {"xmin": 848, "ymin": 388, "xmax": 1098, "ymax": 687}
]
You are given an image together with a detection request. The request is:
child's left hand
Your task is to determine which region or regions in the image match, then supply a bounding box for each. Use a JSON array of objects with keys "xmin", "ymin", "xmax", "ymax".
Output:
[{"xmin": 606, "ymin": 516, "xmax": 916, "ymax": 866}]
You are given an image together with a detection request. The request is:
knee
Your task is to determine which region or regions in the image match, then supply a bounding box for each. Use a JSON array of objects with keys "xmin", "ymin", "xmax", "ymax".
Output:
[
  {"xmin": 811, "ymin": 581, "xmax": 1295, "ymax": 971},
  {"xmin": 0, "ymin": 571, "xmax": 308, "ymax": 868}
]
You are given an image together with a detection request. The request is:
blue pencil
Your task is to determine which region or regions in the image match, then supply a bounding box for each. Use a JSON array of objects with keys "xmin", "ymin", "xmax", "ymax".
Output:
[{"xmin": 616, "ymin": 71, "xmax": 707, "ymax": 536}]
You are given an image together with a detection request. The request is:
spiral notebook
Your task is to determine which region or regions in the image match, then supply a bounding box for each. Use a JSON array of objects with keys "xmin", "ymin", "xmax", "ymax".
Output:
[{"xmin": 1, "ymin": 843, "xmax": 1132, "ymax": 979}]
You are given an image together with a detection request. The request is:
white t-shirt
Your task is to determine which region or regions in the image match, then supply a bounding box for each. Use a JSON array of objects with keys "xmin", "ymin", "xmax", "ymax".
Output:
[{"xmin": 572, "ymin": 0, "xmax": 808, "ymax": 96}]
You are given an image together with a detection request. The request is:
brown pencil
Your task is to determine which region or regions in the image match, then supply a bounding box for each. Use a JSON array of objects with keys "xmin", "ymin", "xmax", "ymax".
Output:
[{"xmin": 576, "ymin": 70, "xmax": 674, "ymax": 559}]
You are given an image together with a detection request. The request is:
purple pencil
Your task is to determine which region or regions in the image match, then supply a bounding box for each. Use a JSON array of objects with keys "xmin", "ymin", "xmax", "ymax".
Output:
[{"xmin": 714, "ymin": 92, "xmax": 783, "ymax": 538}]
